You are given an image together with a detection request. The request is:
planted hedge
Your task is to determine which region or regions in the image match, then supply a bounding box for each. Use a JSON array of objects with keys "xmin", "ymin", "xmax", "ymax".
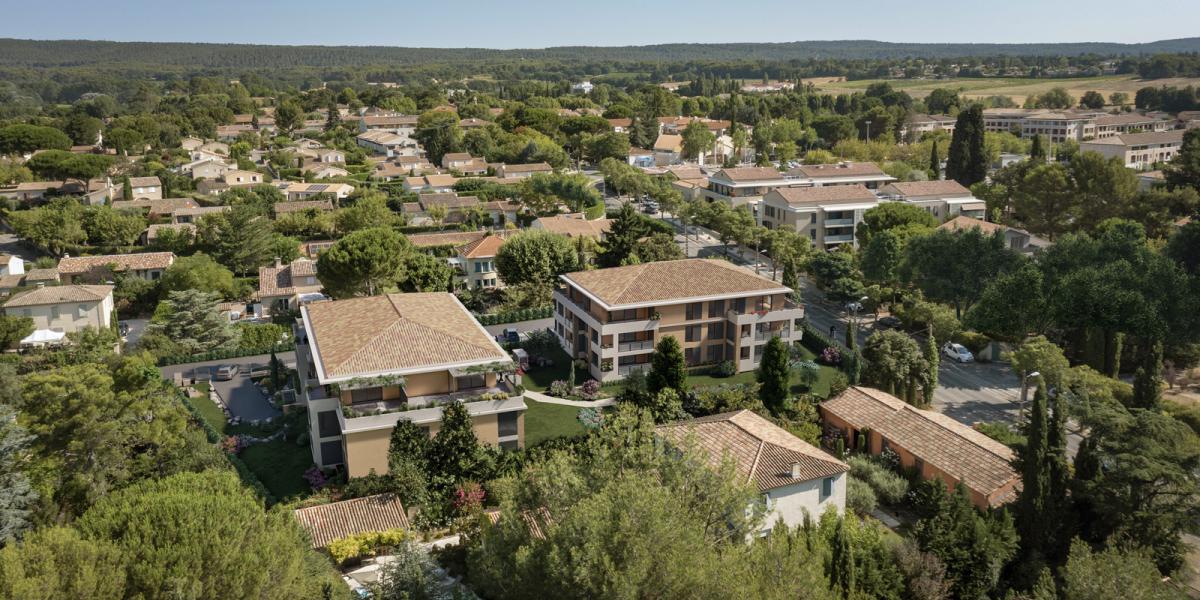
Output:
[
  {"xmin": 474, "ymin": 306, "xmax": 553, "ymax": 327},
  {"xmin": 176, "ymin": 387, "xmax": 277, "ymax": 505},
  {"xmin": 156, "ymin": 342, "xmax": 296, "ymax": 366}
]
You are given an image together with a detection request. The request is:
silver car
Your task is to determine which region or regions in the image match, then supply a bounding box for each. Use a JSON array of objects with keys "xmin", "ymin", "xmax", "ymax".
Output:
[{"xmin": 215, "ymin": 364, "xmax": 240, "ymax": 380}]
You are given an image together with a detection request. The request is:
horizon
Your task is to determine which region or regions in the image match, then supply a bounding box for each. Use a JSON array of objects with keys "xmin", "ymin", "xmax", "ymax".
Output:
[{"xmin": 3, "ymin": 0, "xmax": 1199, "ymax": 49}]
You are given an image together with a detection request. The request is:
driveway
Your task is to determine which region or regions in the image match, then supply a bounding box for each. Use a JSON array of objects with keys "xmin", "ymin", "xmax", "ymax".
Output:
[
  {"xmin": 484, "ymin": 318, "xmax": 553, "ymax": 337},
  {"xmin": 161, "ymin": 351, "xmax": 294, "ymax": 422}
]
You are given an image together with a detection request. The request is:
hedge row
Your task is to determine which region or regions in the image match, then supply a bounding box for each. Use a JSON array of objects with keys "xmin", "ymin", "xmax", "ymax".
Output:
[
  {"xmin": 175, "ymin": 387, "xmax": 277, "ymax": 505},
  {"xmin": 156, "ymin": 342, "xmax": 296, "ymax": 366},
  {"xmin": 474, "ymin": 306, "xmax": 553, "ymax": 327},
  {"xmin": 800, "ymin": 322, "xmax": 841, "ymax": 356}
]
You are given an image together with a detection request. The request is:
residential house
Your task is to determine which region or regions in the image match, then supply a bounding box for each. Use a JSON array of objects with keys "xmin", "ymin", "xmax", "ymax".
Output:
[
  {"xmin": 403, "ymin": 174, "xmax": 457, "ymax": 194},
  {"xmin": 293, "ymin": 493, "xmax": 409, "ymax": 549},
  {"xmin": 531, "ymin": 215, "xmax": 613, "ymax": 240},
  {"xmin": 199, "ymin": 141, "xmax": 231, "ymax": 156},
  {"xmin": 552, "ymin": 259, "xmax": 803, "ymax": 382},
  {"xmin": 309, "ymin": 165, "xmax": 350, "ymax": 179},
  {"xmin": 279, "ymin": 183, "xmax": 354, "ymax": 202},
  {"xmin": 786, "ymin": 162, "xmax": 896, "ymax": 190},
  {"xmin": 819, "ymin": 386, "xmax": 1020, "ymax": 509},
  {"xmin": 142, "ymin": 223, "xmax": 196, "ymax": 245},
  {"xmin": 703, "ymin": 166, "xmax": 795, "ymax": 211},
  {"xmin": 358, "ymin": 114, "xmax": 419, "ymax": 136},
  {"xmin": 571, "ymin": 81, "xmax": 594, "ymax": 94},
  {"xmin": 901, "ymin": 114, "xmax": 957, "ymax": 140},
  {"xmin": 879, "ymin": 180, "xmax": 986, "ymax": 220},
  {"xmin": 127, "ymin": 176, "xmax": 163, "ymax": 200},
  {"xmin": 441, "ymin": 153, "xmax": 489, "ymax": 176},
  {"xmin": 221, "ymin": 169, "xmax": 264, "ymax": 189},
  {"xmin": 608, "ymin": 118, "xmax": 632, "ymax": 133},
  {"xmin": 57, "ymin": 252, "xmax": 176, "ymax": 284},
  {"xmin": 759, "ymin": 185, "xmax": 881, "ymax": 250},
  {"xmin": 657, "ymin": 410, "xmax": 847, "ymax": 531},
  {"xmin": 257, "ymin": 257, "xmax": 323, "ymax": 313},
  {"xmin": 0, "ymin": 182, "xmax": 58, "ymax": 204},
  {"xmin": 2, "ymin": 284, "xmax": 115, "ymax": 337},
  {"xmin": 457, "ymin": 234, "xmax": 506, "ymax": 290},
  {"xmin": 458, "ymin": 118, "xmax": 490, "ymax": 130},
  {"xmin": 273, "ymin": 199, "xmax": 336, "ymax": 218},
  {"xmin": 1079, "ymin": 130, "xmax": 1185, "ymax": 169},
  {"xmin": 652, "ymin": 134, "xmax": 683, "ymax": 166},
  {"xmin": 296, "ymin": 292, "xmax": 526, "ymax": 475},
  {"xmin": 111, "ymin": 197, "xmax": 200, "ymax": 220},
  {"xmin": 180, "ymin": 136, "xmax": 204, "ymax": 151},
  {"xmin": 938, "ymin": 216, "xmax": 1050, "ymax": 254},
  {"xmin": 171, "ymin": 205, "xmax": 230, "ymax": 224},
  {"xmin": 495, "ymin": 162, "xmax": 553, "ymax": 179},
  {"xmin": 356, "ymin": 130, "xmax": 418, "ymax": 157},
  {"xmin": 0, "ymin": 254, "xmax": 26, "ymax": 277},
  {"xmin": 186, "ymin": 158, "xmax": 233, "ymax": 180}
]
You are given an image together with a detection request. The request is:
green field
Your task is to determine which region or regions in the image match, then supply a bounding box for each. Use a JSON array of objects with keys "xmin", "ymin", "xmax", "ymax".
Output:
[
  {"xmin": 240, "ymin": 440, "xmax": 314, "ymax": 501},
  {"xmin": 810, "ymin": 74, "xmax": 1200, "ymax": 105},
  {"xmin": 524, "ymin": 399, "xmax": 587, "ymax": 446}
]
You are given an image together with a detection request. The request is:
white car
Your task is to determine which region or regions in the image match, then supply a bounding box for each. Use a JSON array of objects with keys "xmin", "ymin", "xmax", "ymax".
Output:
[{"xmin": 942, "ymin": 342, "xmax": 974, "ymax": 363}]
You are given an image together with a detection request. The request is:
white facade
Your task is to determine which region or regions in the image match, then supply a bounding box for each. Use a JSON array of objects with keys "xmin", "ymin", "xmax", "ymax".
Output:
[{"xmin": 761, "ymin": 472, "xmax": 847, "ymax": 533}]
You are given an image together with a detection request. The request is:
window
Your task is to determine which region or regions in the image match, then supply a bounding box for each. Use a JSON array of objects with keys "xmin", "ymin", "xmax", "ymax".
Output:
[
  {"xmin": 499, "ymin": 439, "xmax": 519, "ymax": 451},
  {"xmin": 456, "ymin": 374, "xmax": 485, "ymax": 391},
  {"xmin": 821, "ymin": 477, "xmax": 835, "ymax": 500},
  {"xmin": 810, "ymin": 213, "xmax": 817, "ymax": 224},
  {"xmin": 350, "ymin": 387, "xmax": 383, "ymax": 404},
  {"xmin": 320, "ymin": 440, "xmax": 344, "ymax": 465},
  {"xmin": 740, "ymin": 346, "xmax": 750, "ymax": 359},
  {"xmin": 498, "ymin": 411, "xmax": 519, "ymax": 437},
  {"xmin": 50, "ymin": 306, "xmax": 59, "ymax": 320},
  {"xmin": 686, "ymin": 302, "xmax": 703, "ymax": 320},
  {"xmin": 316, "ymin": 410, "xmax": 341, "ymax": 438},
  {"xmin": 22, "ymin": 309, "xmax": 31, "ymax": 318},
  {"xmin": 684, "ymin": 347, "xmax": 699, "ymax": 365},
  {"xmin": 708, "ymin": 299, "xmax": 725, "ymax": 318},
  {"xmin": 707, "ymin": 322, "xmax": 724, "ymax": 339},
  {"xmin": 731, "ymin": 298, "xmax": 746, "ymax": 314},
  {"xmin": 77, "ymin": 304, "xmax": 87, "ymax": 318},
  {"xmin": 685, "ymin": 325, "xmax": 701, "ymax": 342},
  {"xmin": 706, "ymin": 344, "xmax": 723, "ymax": 363},
  {"xmin": 475, "ymin": 262, "xmax": 482, "ymax": 273}
]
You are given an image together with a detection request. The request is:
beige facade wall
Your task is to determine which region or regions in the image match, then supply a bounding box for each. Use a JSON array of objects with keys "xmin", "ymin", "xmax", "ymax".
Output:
[
  {"xmin": 344, "ymin": 409, "xmax": 525, "ymax": 478},
  {"xmin": 4, "ymin": 296, "xmax": 113, "ymax": 334}
]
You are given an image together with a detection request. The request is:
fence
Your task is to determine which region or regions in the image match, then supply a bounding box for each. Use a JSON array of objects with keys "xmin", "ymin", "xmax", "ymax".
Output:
[
  {"xmin": 156, "ymin": 342, "xmax": 296, "ymax": 366},
  {"xmin": 474, "ymin": 306, "xmax": 553, "ymax": 327}
]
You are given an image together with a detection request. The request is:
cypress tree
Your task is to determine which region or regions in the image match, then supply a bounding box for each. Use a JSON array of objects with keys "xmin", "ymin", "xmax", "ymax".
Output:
[
  {"xmin": 1015, "ymin": 382, "xmax": 1051, "ymax": 579},
  {"xmin": 922, "ymin": 329, "xmax": 939, "ymax": 406},
  {"xmin": 929, "ymin": 139, "xmax": 940, "ymax": 179},
  {"xmin": 121, "ymin": 176, "xmax": 132, "ymax": 201},
  {"xmin": 757, "ymin": 336, "xmax": 791, "ymax": 415},
  {"xmin": 324, "ymin": 101, "xmax": 341, "ymax": 132},
  {"xmin": 647, "ymin": 336, "xmax": 686, "ymax": 397},
  {"xmin": 830, "ymin": 518, "xmax": 856, "ymax": 599},
  {"xmin": 1029, "ymin": 134, "xmax": 1045, "ymax": 164},
  {"xmin": 1131, "ymin": 340, "xmax": 1164, "ymax": 409},
  {"xmin": 945, "ymin": 105, "xmax": 986, "ymax": 187}
]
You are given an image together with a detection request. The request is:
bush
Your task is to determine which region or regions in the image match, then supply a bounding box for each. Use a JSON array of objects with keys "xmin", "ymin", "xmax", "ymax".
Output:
[
  {"xmin": 974, "ymin": 421, "xmax": 1027, "ymax": 448},
  {"xmin": 327, "ymin": 528, "xmax": 407, "ymax": 564},
  {"xmin": 848, "ymin": 455, "xmax": 909, "ymax": 505},
  {"xmin": 953, "ymin": 330, "xmax": 992, "ymax": 356},
  {"xmin": 548, "ymin": 380, "xmax": 572, "ymax": 397},
  {"xmin": 713, "ymin": 360, "xmax": 737, "ymax": 377},
  {"xmin": 847, "ymin": 476, "xmax": 878, "ymax": 514},
  {"xmin": 828, "ymin": 371, "xmax": 850, "ymax": 397},
  {"xmin": 580, "ymin": 379, "xmax": 601, "ymax": 400}
]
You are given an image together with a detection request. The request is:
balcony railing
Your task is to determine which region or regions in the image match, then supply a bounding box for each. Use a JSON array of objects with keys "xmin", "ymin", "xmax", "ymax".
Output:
[
  {"xmin": 824, "ymin": 218, "xmax": 855, "ymax": 227},
  {"xmin": 618, "ymin": 340, "xmax": 654, "ymax": 352},
  {"xmin": 618, "ymin": 364, "xmax": 649, "ymax": 376},
  {"xmin": 825, "ymin": 233, "xmax": 855, "ymax": 243}
]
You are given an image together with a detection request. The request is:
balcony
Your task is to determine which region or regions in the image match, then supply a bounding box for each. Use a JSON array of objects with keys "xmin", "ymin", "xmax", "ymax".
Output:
[
  {"xmin": 727, "ymin": 300, "xmax": 804, "ymax": 327},
  {"xmin": 754, "ymin": 327, "xmax": 792, "ymax": 341},
  {"xmin": 339, "ymin": 380, "xmax": 524, "ymax": 434},
  {"xmin": 618, "ymin": 339, "xmax": 655, "ymax": 353},
  {"xmin": 824, "ymin": 233, "xmax": 855, "ymax": 244},
  {"xmin": 824, "ymin": 218, "xmax": 855, "ymax": 227},
  {"xmin": 618, "ymin": 364, "xmax": 649, "ymax": 377}
]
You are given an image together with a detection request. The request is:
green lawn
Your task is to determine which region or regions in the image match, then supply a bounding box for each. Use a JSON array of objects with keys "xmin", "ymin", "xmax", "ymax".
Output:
[
  {"xmin": 524, "ymin": 399, "xmax": 587, "ymax": 446},
  {"xmin": 189, "ymin": 391, "xmax": 278, "ymax": 437},
  {"xmin": 684, "ymin": 346, "xmax": 840, "ymax": 399},
  {"xmin": 521, "ymin": 345, "xmax": 590, "ymax": 393},
  {"xmin": 240, "ymin": 439, "xmax": 314, "ymax": 501}
]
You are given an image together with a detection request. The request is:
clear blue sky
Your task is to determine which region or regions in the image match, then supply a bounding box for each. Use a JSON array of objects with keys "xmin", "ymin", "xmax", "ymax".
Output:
[{"xmin": 2, "ymin": 0, "xmax": 1197, "ymax": 48}]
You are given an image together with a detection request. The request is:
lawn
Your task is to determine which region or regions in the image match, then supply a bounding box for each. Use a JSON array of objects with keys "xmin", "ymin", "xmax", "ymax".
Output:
[
  {"xmin": 684, "ymin": 346, "xmax": 840, "ymax": 399},
  {"xmin": 523, "ymin": 399, "xmax": 587, "ymax": 446},
  {"xmin": 189, "ymin": 390, "xmax": 278, "ymax": 437},
  {"xmin": 521, "ymin": 344, "xmax": 590, "ymax": 393},
  {"xmin": 240, "ymin": 439, "xmax": 314, "ymax": 501}
]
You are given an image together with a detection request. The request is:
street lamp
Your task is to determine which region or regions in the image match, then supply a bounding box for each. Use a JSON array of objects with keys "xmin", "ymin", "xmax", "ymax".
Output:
[
  {"xmin": 864, "ymin": 120, "xmax": 872, "ymax": 141},
  {"xmin": 845, "ymin": 296, "xmax": 870, "ymax": 343},
  {"xmin": 1019, "ymin": 371, "xmax": 1041, "ymax": 420}
]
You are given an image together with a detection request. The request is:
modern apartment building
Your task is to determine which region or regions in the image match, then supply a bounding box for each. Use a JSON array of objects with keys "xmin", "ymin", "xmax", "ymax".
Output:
[
  {"xmin": 759, "ymin": 184, "xmax": 881, "ymax": 249},
  {"xmin": 877, "ymin": 180, "xmax": 987, "ymax": 221},
  {"xmin": 702, "ymin": 166, "xmax": 796, "ymax": 210},
  {"xmin": 296, "ymin": 293, "xmax": 526, "ymax": 477},
  {"xmin": 981, "ymin": 108, "xmax": 1169, "ymax": 144},
  {"xmin": 1079, "ymin": 130, "xmax": 1185, "ymax": 169},
  {"xmin": 552, "ymin": 259, "xmax": 804, "ymax": 382},
  {"xmin": 785, "ymin": 162, "xmax": 897, "ymax": 190}
]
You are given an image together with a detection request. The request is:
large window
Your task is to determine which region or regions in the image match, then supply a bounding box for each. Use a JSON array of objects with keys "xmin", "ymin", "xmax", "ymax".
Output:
[
  {"xmin": 707, "ymin": 322, "xmax": 724, "ymax": 339},
  {"xmin": 350, "ymin": 387, "xmax": 383, "ymax": 404},
  {"xmin": 498, "ymin": 411, "xmax": 520, "ymax": 437},
  {"xmin": 320, "ymin": 440, "xmax": 344, "ymax": 465},
  {"xmin": 821, "ymin": 477, "xmax": 835, "ymax": 500},
  {"xmin": 686, "ymin": 302, "xmax": 703, "ymax": 320},
  {"xmin": 708, "ymin": 299, "xmax": 725, "ymax": 318},
  {"xmin": 685, "ymin": 325, "xmax": 701, "ymax": 343},
  {"xmin": 317, "ymin": 410, "xmax": 341, "ymax": 438},
  {"xmin": 456, "ymin": 374, "xmax": 485, "ymax": 391}
]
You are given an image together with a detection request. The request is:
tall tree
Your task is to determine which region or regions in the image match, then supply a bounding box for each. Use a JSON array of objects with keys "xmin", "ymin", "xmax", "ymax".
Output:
[
  {"xmin": 647, "ymin": 336, "xmax": 687, "ymax": 397},
  {"xmin": 425, "ymin": 401, "xmax": 486, "ymax": 488},
  {"xmin": 1165, "ymin": 128, "xmax": 1200, "ymax": 191},
  {"xmin": 757, "ymin": 336, "xmax": 791, "ymax": 415},
  {"xmin": 413, "ymin": 110, "xmax": 462, "ymax": 165},
  {"xmin": 195, "ymin": 204, "xmax": 275, "ymax": 275},
  {"xmin": 829, "ymin": 517, "xmax": 856, "ymax": 599},
  {"xmin": 1029, "ymin": 134, "xmax": 1045, "ymax": 164},
  {"xmin": 945, "ymin": 105, "xmax": 987, "ymax": 187},
  {"xmin": 144, "ymin": 289, "xmax": 241, "ymax": 355},
  {"xmin": 1131, "ymin": 340, "xmax": 1164, "ymax": 409},
  {"xmin": 494, "ymin": 230, "xmax": 579, "ymax": 288},
  {"xmin": 0, "ymin": 404, "xmax": 36, "ymax": 545},
  {"xmin": 928, "ymin": 139, "xmax": 940, "ymax": 179},
  {"xmin": 596, "ymin": 202, "xmax": 649, "ymax": 268},
  {"xmin": 317, "ymin": 227, "xmax": 408, "ymax": 297}
]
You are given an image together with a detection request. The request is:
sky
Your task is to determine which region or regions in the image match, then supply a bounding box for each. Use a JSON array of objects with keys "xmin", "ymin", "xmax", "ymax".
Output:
[{"xmin": 1, "ymin": 0, "xmax": 1198, "ymax": 48}]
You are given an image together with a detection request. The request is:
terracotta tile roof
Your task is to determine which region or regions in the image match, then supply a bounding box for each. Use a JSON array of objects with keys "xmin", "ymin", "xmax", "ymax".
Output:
[
  {"xmin": 1088, "ymin": 130, "xmax": 1184, "ymax": 146},
  {"xmin": 938, "ymin": 216, "xmax": 1008, "ymax": 235},
  {"xmin": 459, "ymin": 234, "xmax": 505, "ymax": 259},
  {"xmin": 22, "ymin": 268, "xmax": 59, "ymax": 282},
  {"xmin": 293, "ymin": 493, "xmax": 409, "ymax": 548},
  {"xmin": 533, "ymin": 216, "xmax": 612, "ymax": 239},
  {"xmin": 144, "ymin": 223, "xmax": 196, "ymax": 240},
  {"xmin": 789, "ymin": 162, "xmax": 887, "ymax": 179},
  {"xmin": 302, "ymin": 292, "xmax": 509, "ymax": 380},
  {"xmin": 607, "ymin": 118, "xmax": 633, "ymax": 128},
  {"xmin": 1094, "ymin": 113, "xmax": 1166, "ymax": 127},
  {"xmin": 406, "ymin": 174, "xmax": 458, "ymax": 188},
  {"xmin": 57, "ymin": 252, "xmax": 175, "ymax": 275},
  {"xmin": 418, "ymin": 193, "xmax": 480, "ymax": 210},
  {"xmin": 769, "ymin": 184, "xmax": 878, "ymax": 206},
  {"xmin": 442, "ymin": 152, "xmax": 472, "ymax": 162},
  {"xmin": 882, "ymin": 180, "xmax": 972, "ymax": 198},
  {"xmin": 820, "ymin": 386, "xmax": 1018, "ymax": 507},
  {"xmin": 407, "ymin": 230, "xmax": 512, "ymax": 248},
  {"xmin": 500, "ymin": 162, "xmax": 552, "ymax": 173},
  {"xmin": 713, "ymin": 166, "xmax": 787, "ymax": 183},
  {"xmin": 652, "ymin": 134, "xmax": 683, "ymax": 152},
  {"xmin": 173, "ymin": 206, "xmax": 231, "ymax": 218},
  {"xmin": 111, "ymin": 197, "xmax": 199, "ymax": 215},
  {"xmin": 127, "ymin": 176, "xmax": 161, "ymax": 188},
  {"xmin": 4, "ymin": 284, "xmax": 112, "ymax": 307},
  {"xmin": 562, "ymin": 258, "xmax": 789, "ymax": 308},
  {"xmin": 658, "ymin": 410, "xmax": 847, "ymax": 492},
  {"xmin": 666, "ymin": 165, "xmax": 704, "ymax": 180},
  {"xmin": 273, "ymin": 199, "xmax": 335, "ymax": 214},
  {"xmin": 258, "ymin": 258, "xmax": 321, "ymax": 299}
]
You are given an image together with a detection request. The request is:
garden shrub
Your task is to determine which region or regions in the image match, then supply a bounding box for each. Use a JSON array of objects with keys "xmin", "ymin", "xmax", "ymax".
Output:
[
  {"xmin": 848, "ymin": 455, "xmax": 909, "ymax": 505},
  {"xmin": 548, "ymin": 380, "xmax": 572, "ymax": 397},
  {"xmin": 847, "ymin": 476, "xmax": 878, "ymax": 515},
  {"xmin": 327, "ymin": 528, "xmax": 407, "ymax": 564},
  {"xmin": 953, "ymin": 330, "xmax": 992, "ymax": 355}
]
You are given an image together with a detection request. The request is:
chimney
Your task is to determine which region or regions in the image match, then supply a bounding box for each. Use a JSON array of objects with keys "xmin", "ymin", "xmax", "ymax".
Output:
[{"xmin": 790, "ymin": 462, "xmax": 803, "ymax": 479}]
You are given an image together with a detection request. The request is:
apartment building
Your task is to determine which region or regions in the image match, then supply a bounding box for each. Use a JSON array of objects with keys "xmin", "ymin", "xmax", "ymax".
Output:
[
  {"xmin": 552, "ymin": 259, "xmax": 804, "ymax": 383},
  {"xmin": 759, "ymin": 185, "xmax": 881, "ymax": 249},
  {"xmin": 878, "ymin": 180, "xmax": 986, "ymax": 220},
  {"xmin": 702, "ymin": 166, "xmax": 796, "ymax": 211},
  {"xmin": 1019, "ymin": 112, "xmax": 1097, "ymax": 143},
  {"xmin": 1079, "ymin": 130, "xmax": 1185, "ymax": 169},
  {"xmin": 1092, "ymin": 113, "xmax": 1171, "ymax": 139},
  {"xmin": 901, "ymin": 114, "xmax": 957, "ymax": 140},
  {"xmin": 296, "ymin": 292, "xmax": 526, "ymax": 477},
  {"xmin": 785, "ymin": 162, "xmax": 897, "ymax": 190}
]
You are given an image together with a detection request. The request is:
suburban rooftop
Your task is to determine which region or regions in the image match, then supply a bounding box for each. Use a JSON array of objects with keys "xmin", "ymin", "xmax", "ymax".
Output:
[{"xmin": 561, "ymin": 258, "xmax": 790, "ymax": 309}]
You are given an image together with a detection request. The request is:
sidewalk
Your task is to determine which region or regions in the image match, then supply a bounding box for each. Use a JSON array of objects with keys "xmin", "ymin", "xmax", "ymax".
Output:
[{"xmin": 525, "ymin": 389, "xmax": 616, "ymax": 408}]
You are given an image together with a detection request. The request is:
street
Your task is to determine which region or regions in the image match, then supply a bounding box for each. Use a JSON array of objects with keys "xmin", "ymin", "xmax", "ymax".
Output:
[{"xmin": 160, "ymin": 352, "xmax": 293, "ymax": 422}]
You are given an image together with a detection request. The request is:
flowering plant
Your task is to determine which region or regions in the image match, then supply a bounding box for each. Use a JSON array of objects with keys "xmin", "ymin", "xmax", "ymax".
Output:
[
  {"xmin": 303, "ymin": 466, "xmax": 328, "ymax": 490},
  {"xmin": 820, "ymin": 346, "xmax": 842, "ymax": 366}
]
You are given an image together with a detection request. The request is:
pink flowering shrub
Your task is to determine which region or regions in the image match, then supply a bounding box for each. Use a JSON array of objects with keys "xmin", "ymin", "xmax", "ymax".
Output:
[{"xmin": 453, "ymin": 481, "xmax": 486, "ymax": 515}]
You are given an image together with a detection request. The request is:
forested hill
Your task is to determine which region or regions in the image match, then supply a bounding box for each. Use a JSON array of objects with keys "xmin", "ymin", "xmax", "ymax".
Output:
[{"xmin": 3, "ymin": 37, "xmax": 1200, "ymax": 69}]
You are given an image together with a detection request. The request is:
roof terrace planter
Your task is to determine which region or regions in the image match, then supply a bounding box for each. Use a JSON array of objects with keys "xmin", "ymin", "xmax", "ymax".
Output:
[
  {"xmin": 449, "ymin": 360, "xmax": 517, "ymax": 376},
  {"xmin": 330, "ymin": 375, "xmax": 407, "ymax": 394}
]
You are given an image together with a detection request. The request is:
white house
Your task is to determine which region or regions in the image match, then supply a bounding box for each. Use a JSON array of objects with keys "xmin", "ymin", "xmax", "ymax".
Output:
[
  {"xmin": 0, "ymin": 254, "xmax": 25, "ymax": 277},
  {"xmin": 572, "ymin": 81, "xmax": 594, "ymax": 94},
  {"xmin": 2, "ymin": 284, "xmax": 115, "ymax": 337},
  {"xmin": 657, "ymin": 410, "xmax": 848, "ymax": 533}
]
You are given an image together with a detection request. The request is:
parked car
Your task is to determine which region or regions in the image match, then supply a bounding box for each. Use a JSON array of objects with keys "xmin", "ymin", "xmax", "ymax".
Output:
[
  {"xmin": 876, "ymin": 316, "xmax": 901, "ymax": 329},
  {"xmin": 215, "ymin": 364, "xmax": 240, "ymax": 380},
  {"xmin": 942, "ymin": 342, "xmax": 974, "ymax": 363},
  {"xmin": 643, "ymin": 201, "xmax": 659, "ymax": 214},
  {"xmin": 496, "ymin": 328, "xmax": 520, "ymax": 345}
]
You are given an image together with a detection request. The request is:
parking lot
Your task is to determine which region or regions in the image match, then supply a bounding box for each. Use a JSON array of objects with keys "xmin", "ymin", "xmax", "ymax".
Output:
[{"xmin": 161, "ymin": 352, "xmax": 294, "ymax": 422}]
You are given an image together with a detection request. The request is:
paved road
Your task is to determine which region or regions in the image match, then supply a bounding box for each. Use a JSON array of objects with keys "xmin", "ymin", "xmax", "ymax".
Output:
[
  {"xmin": 161, "ymin": 352, "xmax": 293, "ymax": 422},
  {"xmin": 484, "ymin": 318, "xmax": 553, "ymax": 337}
]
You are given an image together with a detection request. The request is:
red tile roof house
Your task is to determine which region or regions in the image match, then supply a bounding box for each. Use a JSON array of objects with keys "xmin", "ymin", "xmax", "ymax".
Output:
[
  {"xmin": 819, "ymin": 386, "xmax": 1020, "ymax": 509},
  {"xmin": 56, "ymin": 252, "xmax": 176, "ymax": 284}
]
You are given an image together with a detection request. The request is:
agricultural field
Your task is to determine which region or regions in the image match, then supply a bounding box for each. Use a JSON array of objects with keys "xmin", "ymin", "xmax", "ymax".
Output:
[{"xmin": 808, "ymin": 74, "xmax": 1200, "ymax": 105}]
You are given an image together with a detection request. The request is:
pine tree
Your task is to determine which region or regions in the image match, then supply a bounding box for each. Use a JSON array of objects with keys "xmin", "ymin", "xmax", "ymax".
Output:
[
  {"xmin": 1131, "ymin": 341, "xmax": 1164, "ymax": 409},
  {"xmin": 324, "ymin": 101, "xmax": 341, "ymax": 132},
  {"xmin": 929, "ymin": 139, "xmax": 940, "ymax": 179},
  {"xmin": 647, "ymin": 336, "xmax": 686, "ymax": 397},
  {"xmin": 757, "ymin": 336, "xmax": 791, "ymax": 415},
  {"xmin": 945, "ymin": 105, "xmax": 986, "ymax": 187},
  {"xmin": 596, "ymin": 202, "xmax": 648, "ymax": 268},
  {"xmin": 1029, "ymin": 134, "xmax": 1045, "ymax": 164}
]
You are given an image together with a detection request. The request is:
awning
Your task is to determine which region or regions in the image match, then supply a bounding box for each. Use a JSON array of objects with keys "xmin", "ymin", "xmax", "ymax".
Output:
[{"xmin": 20, "ymin": 329, "xmax": 66, "ymax": 346}]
